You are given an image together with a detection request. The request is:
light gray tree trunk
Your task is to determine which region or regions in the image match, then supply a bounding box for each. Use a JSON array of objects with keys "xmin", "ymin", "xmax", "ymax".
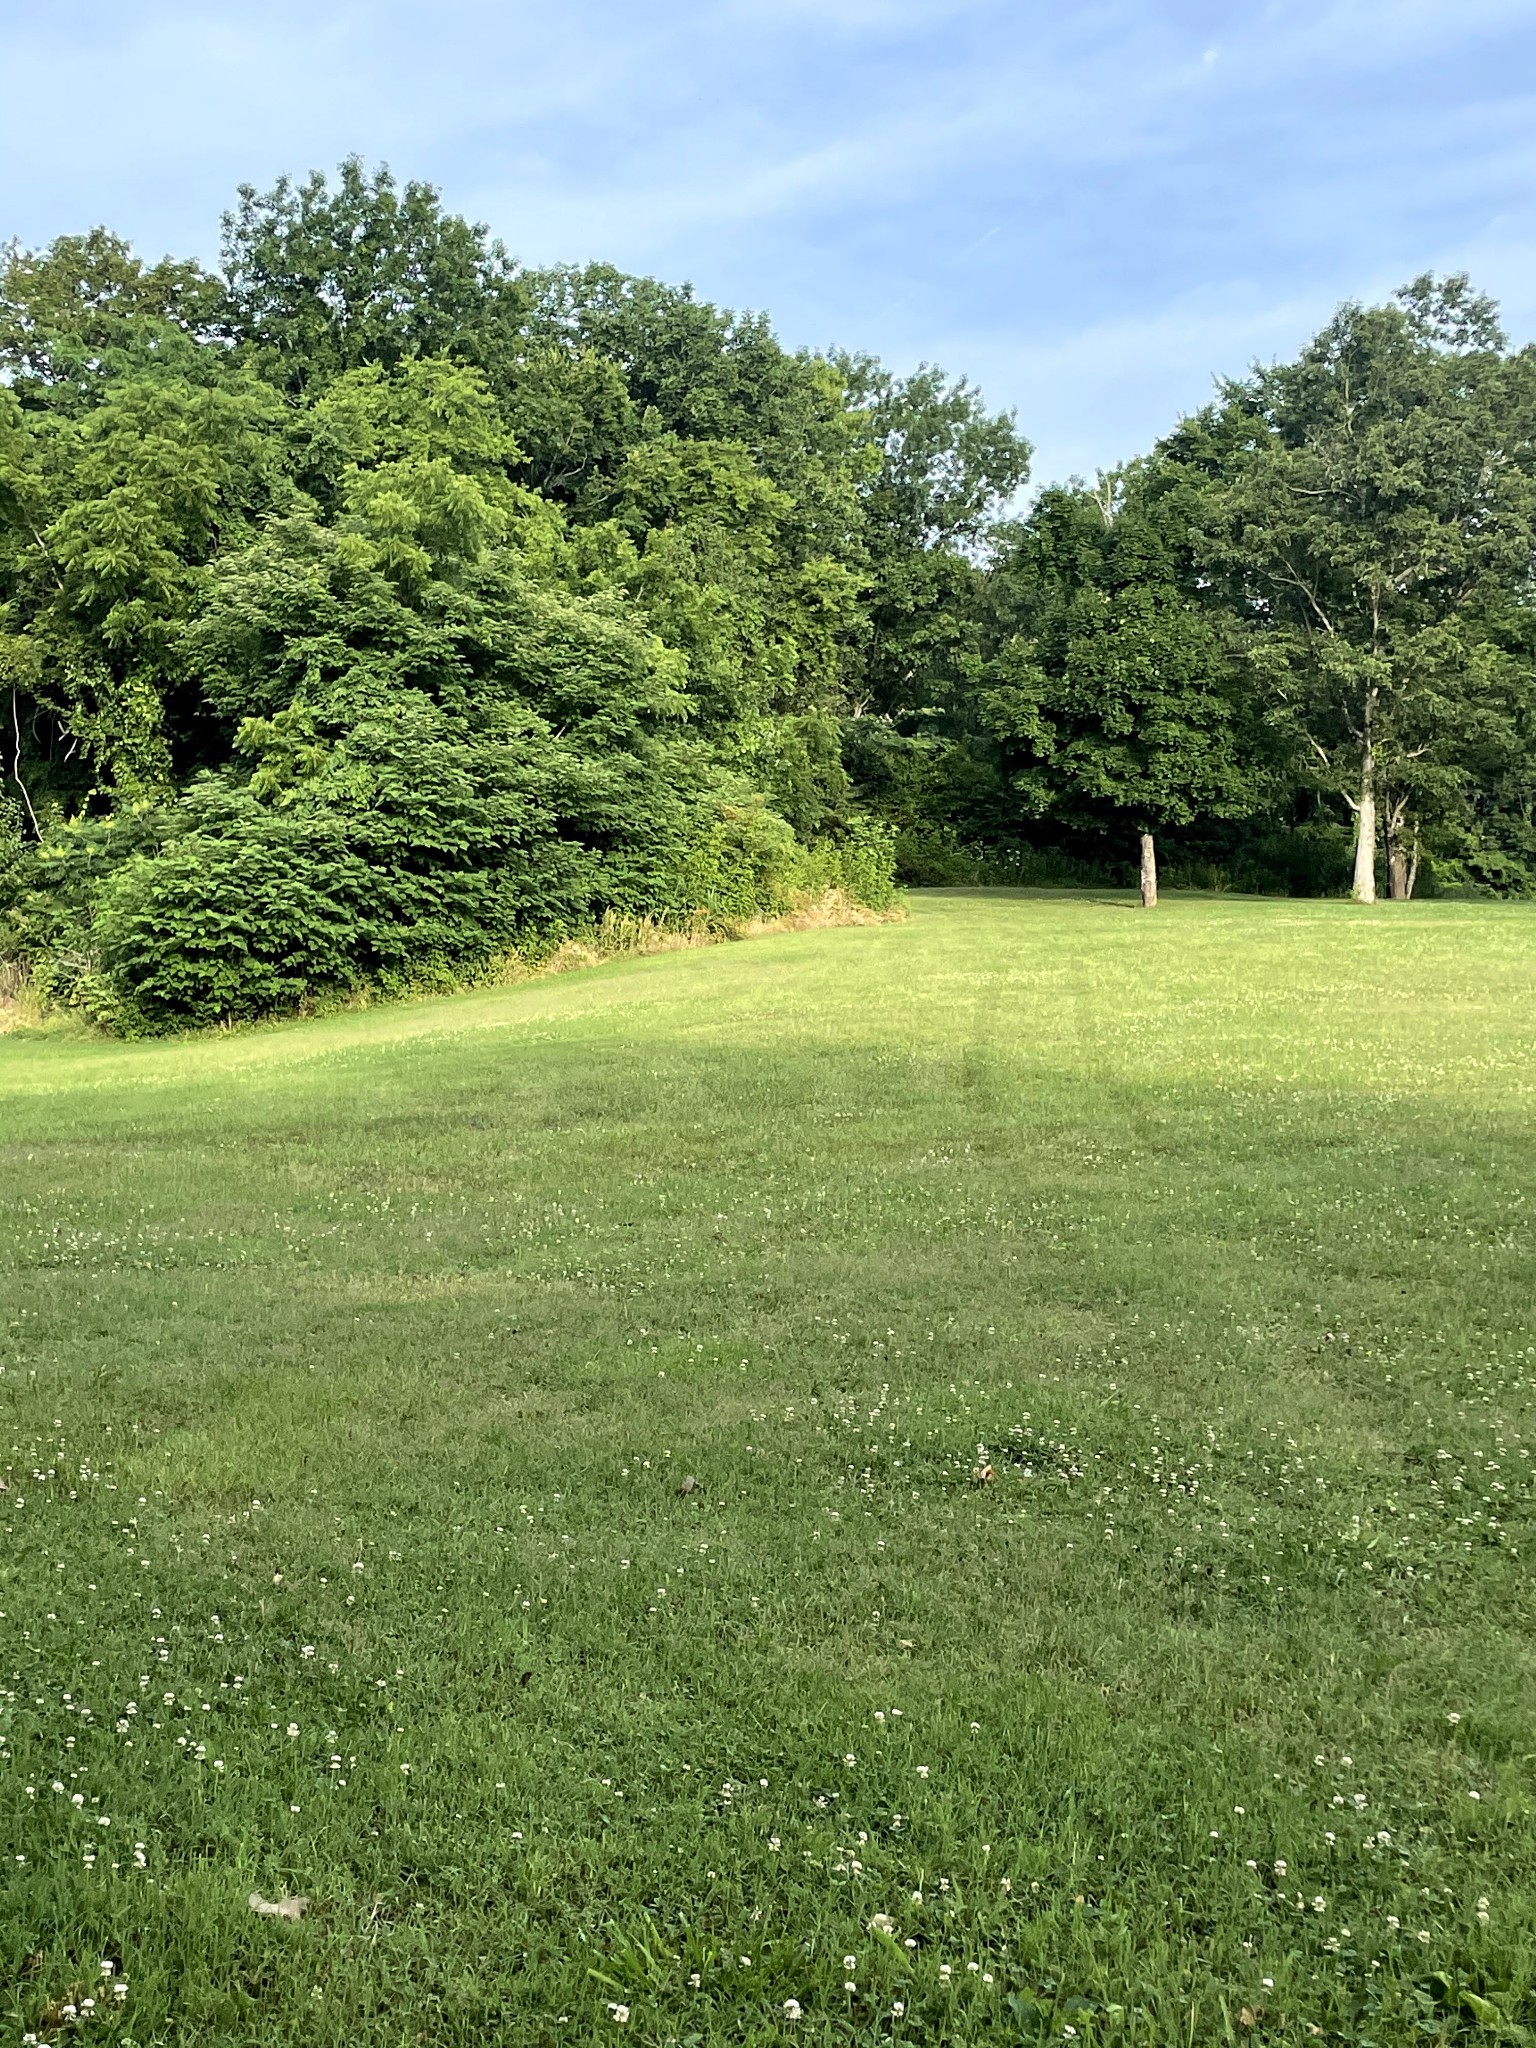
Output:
[
  {"xmin": 1139, "ymin": 830, "xmax": 1158, "ymax": 909},
  {"xmin": 1351, "ymin": 749, "xmax": 1377, "ymax": 904}
]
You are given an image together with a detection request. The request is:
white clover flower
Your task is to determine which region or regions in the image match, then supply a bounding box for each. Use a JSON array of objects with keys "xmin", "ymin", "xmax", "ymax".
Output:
[{"xmin": 782, "ymin": 1998, "xmax": 803, "ymax": 2022}]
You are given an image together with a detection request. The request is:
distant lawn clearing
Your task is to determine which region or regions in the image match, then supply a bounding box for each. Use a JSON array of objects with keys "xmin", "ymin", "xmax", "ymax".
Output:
[{"xmin": 3, "ymin": 890, "xmax": 1534, "ymax": 2047}]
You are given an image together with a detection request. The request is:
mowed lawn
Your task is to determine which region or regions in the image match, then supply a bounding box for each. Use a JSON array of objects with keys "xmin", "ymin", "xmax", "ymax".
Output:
[{"xmin": 2, "ymin": 891, "xmax": 1534, "ymax": 2048}]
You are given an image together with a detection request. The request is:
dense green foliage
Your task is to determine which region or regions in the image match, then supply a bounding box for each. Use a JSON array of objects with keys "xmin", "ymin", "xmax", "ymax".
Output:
[
  {"xmin": 3, "ymin": 895, "xmax": 1535, "ymax": 2043},
  {"xmin": 851, "ymin": 282, "xmax": 1536, "ymax": 902},
  {"xmin": 0, "ymin": 164, "xmax": 938, "ymax": 1028},
  {"xmin": 5, "ymin": 163, "xmax": 1536, "ymax": 1030}
]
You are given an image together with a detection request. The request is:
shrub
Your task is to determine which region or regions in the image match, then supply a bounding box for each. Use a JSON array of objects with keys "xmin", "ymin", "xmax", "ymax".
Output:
[
  {"xmin": 95, "ymin": 803, "xmax": 372, "ymax": 1027},
  {"xmin": 73, "ymin": 764, "xmax": 896, "ymax": 1031},
  {"xmin": 674, "ymin": 801, "xmax": 804, "ymax": 923},
  {"xmin": 27, "ymin": 945, "xmax": 145, "ymax": 1034},
  {"xmin": 792, "ymin": 815, "xmax": 899, "ymax": 910}
]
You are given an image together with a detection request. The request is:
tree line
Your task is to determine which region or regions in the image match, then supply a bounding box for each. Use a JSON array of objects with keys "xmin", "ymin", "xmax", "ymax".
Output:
[{"xmin": 2, "ymin": 161, "xmax": 1532, "ymax": 1026}]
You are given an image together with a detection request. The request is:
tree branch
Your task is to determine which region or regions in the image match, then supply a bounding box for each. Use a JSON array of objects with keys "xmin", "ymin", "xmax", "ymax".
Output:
[{"xmin": 10, "ymin": 688, "xmax": 41, "ymax": 838}]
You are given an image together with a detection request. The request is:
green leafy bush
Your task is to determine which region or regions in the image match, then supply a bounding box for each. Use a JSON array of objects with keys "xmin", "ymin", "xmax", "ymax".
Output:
[
  {"xmin": 68, "ymin": 724, "xmax": 895, "ymax": 1028},
  {"xmin": 95, "ymin": 798, "xmax": 370, "ymax": 1026}
]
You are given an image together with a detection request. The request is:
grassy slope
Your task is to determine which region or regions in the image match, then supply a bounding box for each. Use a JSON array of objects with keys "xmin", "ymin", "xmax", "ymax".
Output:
[{"xmin": 2, "ymin": 890, "xmax": 1533, "ymax": 2047}]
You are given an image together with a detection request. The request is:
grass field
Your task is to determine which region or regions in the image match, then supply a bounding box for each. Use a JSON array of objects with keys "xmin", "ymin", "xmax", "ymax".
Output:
[{"xmin": 2, "ymin": 890, "xmax": 1534, "ymax": 2048}]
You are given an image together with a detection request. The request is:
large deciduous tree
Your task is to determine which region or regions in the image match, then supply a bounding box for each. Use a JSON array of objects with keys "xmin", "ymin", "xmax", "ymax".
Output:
[
  {"xmin": 1188, "ymin": 276, "xmax": 1536, "ymax": 901},
  {"xmin": 980, "ymin": 474, "xmax": 1267, "ymax": 905}
]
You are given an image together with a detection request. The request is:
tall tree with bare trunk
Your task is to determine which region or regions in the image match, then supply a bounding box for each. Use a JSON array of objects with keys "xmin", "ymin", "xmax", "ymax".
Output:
[{"xmin": 1188, "ymin": 276, "xmax": 1536, "ymax": 902}]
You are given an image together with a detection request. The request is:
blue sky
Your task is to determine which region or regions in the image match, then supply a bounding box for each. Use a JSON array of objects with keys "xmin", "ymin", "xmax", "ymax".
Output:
[{"xmin": 5, "ymin": 0, "xmax": 1535, "ymax": 485}]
